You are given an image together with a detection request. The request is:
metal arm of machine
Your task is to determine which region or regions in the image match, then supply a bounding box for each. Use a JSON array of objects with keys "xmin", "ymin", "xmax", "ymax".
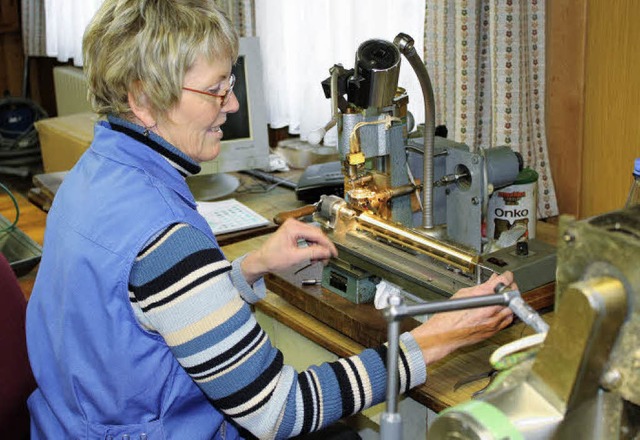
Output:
[
  {"xmin": 346, "ymin": 115, "xmax": 402, "ymax": 180},
  {"xmin": 394, "ymin": 33, "xmax": 436, "ymax": 230},
  {"xmin": 308, "ymin": 64, "xmax": 346, "ymax": 145},
  {"xmin": 380, "ymin": 288, "xmax": 521, "ymax": 440}
]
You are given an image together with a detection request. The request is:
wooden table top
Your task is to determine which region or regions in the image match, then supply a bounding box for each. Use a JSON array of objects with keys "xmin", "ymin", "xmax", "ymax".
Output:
[
  {"xmin": 218, "ymin": 174, "xmax": 561, "ymax": 412},
  {"xmin": 262, "ymin": 269, "xmax": 554, "ymax": 412}
]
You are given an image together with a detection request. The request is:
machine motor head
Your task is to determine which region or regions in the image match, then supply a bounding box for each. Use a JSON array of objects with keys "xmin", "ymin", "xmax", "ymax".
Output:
[{"xmin": 347, "ymin": 39, "xmax": 401, "ymax": 109}]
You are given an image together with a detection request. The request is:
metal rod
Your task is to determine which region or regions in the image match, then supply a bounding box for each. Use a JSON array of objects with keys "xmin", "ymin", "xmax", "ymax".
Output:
[
  {"xmin": 381, "ymin": 293, "xmax": 405, "ymax": 440},
  {"xmin": 381, "ymin": 290, "xmax": 515, "ymax": 440},
  {"xmin": 385, "ymin": 319, "xmax": 401, "ymax": 413},
  {"xmin": 356, "ymin": 212, "xmax": 479, "ymax": 273},
  {"xmin": 385, "ymin": 292, "xmax": 513, "ymax": 322},
  {"xmin": 494, "ymin": 283, "xmax": 549, "ymax": 333},
  {"xmin": 394, "ymin": 33, "xmax": 436, "ymax": 230}
]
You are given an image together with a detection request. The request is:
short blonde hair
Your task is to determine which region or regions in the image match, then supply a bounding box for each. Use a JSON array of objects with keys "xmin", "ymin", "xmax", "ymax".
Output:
[{"xmin": 83, "ymin": 0, "xmax": 239, "ymax": 117}]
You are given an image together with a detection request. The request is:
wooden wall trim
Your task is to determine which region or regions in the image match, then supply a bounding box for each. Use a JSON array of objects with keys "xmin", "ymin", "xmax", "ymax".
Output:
[
  {"xmin": 0, "ymin": 0, "xmax": 20, "ymax": 33},
  {"xmin": 581, "ymin": 0, "xmax": 640, "ymax": 216},
  {"xmin": 545, "ymin": 0, "xmax": 588, "ymax": 217},
  {"xmin": 0, "ymin": 0, "xmax": 23, "ymax": 96}
]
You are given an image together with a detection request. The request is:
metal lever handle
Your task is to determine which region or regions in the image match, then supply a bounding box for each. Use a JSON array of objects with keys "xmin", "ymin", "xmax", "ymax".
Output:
[
  {"xmin": 273, "ymin": 204, "xmax": 317, "ymax": 225},
  {"xmin": 494, "ymin": 283, "xmax": 549, "ymax": 334}
]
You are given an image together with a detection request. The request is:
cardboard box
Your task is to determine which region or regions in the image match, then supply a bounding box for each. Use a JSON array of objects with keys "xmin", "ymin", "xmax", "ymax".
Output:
[{"xmin": 35, "ymin": 112, "xmax": 100, "ymax": 172}]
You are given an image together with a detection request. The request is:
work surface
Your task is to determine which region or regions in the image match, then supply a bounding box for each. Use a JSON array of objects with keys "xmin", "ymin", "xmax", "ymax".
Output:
[
  {"xmin": 210, "ymin": 173, "xmax": 559, "ymax": 412},
  {"xmin": 2, "ymin": 171, "xmax": 558, "ymax": 412}
]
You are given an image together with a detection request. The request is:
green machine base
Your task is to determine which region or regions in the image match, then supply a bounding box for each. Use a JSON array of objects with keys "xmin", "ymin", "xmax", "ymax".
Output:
[{"xmin": 322, "ymin": 259, "xmax": 379, "ymax": 304}]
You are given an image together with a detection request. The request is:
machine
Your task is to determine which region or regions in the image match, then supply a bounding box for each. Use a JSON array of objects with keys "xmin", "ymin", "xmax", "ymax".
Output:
[
  {"xmin": 428, "ymin": 205, "xmax": 640, "ymax": 439},
  {"xmin": 311, "ymin": 33, "xmax": 555, "ymax": 303}
]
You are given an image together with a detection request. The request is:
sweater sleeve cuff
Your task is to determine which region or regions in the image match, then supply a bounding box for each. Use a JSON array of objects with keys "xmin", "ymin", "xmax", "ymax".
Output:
[
  {"xmin": 231, "ymin": 254, "xmax": 266, "ymax": 304},
  {"xmin": 400, "ymin": 332, "xmax": 428, "ymax": 389}
]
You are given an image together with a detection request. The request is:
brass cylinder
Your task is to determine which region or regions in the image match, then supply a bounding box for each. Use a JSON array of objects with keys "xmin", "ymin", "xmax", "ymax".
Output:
[{"xmin": 355, "ymin": 212, "xmax": 479, "ymax": 273}]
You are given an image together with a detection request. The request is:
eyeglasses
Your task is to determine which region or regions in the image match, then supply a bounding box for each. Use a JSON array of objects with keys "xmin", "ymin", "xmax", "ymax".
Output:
[{"xmin": 182, "ymin": 74, "xmax": 236, "ymax": 106}]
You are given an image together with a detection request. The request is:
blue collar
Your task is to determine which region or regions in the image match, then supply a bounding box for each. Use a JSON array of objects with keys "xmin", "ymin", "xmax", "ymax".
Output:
[{"xmin": 107, "ymin": 115, "xmax": 201, "ymax": 177}]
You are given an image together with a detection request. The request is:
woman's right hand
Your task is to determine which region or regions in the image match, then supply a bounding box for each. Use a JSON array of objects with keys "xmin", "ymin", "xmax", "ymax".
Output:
[
  {"xmin": 240, "ymin": 218, "xmax": 337, "ymax": 285},
  {"xmin": 409, "ymin": 272, "xmax": 516, "ymax": 366}
]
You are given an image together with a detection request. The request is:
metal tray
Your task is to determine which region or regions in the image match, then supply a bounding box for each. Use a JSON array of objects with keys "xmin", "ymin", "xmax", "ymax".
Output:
[{"xmin": 0, "ymin": 212, "xmax": 43, "ymax": 277}]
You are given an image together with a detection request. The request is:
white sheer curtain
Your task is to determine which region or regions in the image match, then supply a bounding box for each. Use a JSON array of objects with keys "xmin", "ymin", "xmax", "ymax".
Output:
[
  {"xmin": 256, "ymin": 0, "xmax": 426, "ymax": 146},
  {"xmin": 44, "ymin": 0, "xmax": 253, "ymax": 66},
  {"xmin": 45, "ymin": 0, "xmax": 103, "ymax": 66}
]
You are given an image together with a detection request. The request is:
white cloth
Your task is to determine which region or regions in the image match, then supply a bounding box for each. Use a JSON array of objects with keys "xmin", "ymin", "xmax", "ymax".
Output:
[
  {"xmin": 44, "ymin": 0, "xmax": 252, "ymax": 65},
  {"xmin": 45, "ymin": 0, "xmax": 103, "ymax": 66},
  {"xmin": 256, "ymin": 0, "xmax": 426, "ymax": 145},
  {"xmin": 374, "ymin": 279, "xmax": 404, "ymax": 310}
]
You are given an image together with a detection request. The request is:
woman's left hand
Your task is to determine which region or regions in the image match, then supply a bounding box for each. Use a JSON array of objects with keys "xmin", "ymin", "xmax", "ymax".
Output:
[{"xmin": 240, "ymin": 218, "xmax": 338, "ymax": 285}]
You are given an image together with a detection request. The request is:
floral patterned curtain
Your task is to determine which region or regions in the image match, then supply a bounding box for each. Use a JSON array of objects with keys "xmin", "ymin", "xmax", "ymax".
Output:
[
  {"xmin": 424, "ymin": 0, "xmax": 558, "ymax": 218},
  {"xmin": 215, "ymin": 0, "xmax": 256, "ymax": 37}
]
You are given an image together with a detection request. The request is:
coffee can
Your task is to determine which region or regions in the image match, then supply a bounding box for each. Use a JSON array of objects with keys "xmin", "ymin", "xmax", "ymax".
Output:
[{"xmin": 486, "ymin": 167, "xmax": 538, "ymax": 241}]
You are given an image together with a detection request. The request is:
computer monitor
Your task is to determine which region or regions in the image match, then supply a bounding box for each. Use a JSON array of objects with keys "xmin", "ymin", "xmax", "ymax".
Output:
[{"xmin": 187, "ymin": 37, "xmax": 270, "ymax": 200}]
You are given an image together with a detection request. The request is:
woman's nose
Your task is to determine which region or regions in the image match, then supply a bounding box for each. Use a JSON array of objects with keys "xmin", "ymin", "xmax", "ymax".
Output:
[{"xmin": 222, "ymin": 91, "xmax": 240, "ymax": 114}]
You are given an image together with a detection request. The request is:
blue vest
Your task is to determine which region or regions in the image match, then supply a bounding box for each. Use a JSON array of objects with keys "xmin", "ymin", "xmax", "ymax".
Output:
[{"xmin": 26, "ymin": 122, "xmax": 241, "ymax": 439}]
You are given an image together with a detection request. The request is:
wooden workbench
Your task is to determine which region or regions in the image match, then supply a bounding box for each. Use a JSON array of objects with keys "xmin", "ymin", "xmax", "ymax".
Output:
[
  {"xmin": 1, "ymin": 172, "xmax": 558, "ymax": 415},
  {"xmin": 215, "ymin": 174, "xmax": 559, "ymax": 413}
]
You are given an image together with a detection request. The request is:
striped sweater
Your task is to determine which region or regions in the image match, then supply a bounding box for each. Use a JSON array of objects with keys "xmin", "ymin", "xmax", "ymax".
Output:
[{"xmin": 118, "ymin": 119, "xmax": 427, "ymax": 438}]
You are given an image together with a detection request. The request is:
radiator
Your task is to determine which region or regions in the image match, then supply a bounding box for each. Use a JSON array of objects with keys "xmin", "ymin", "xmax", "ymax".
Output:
[{"xmin": 53, "ymin": 66, "xmax": 93, "ymax": 116}]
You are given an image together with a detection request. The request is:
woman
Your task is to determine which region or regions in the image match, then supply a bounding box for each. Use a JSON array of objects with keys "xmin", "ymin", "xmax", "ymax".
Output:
[{"xmin": 26, "ymin": 1, "xmax": 514, "ymax": 439}]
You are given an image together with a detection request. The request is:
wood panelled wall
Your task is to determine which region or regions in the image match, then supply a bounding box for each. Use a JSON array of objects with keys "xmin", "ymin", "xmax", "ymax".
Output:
[
  {"xmin": 547, "ymin": 0, "xmax": 640, "ymax": 218},
  {"xmin": 0, "ymin": 0, "xmax": 23, "ymax": 97}
]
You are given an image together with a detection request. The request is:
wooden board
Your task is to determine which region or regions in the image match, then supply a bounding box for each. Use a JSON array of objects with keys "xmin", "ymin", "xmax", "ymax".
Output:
[
  {"xmin": 265, "ymin": 271, "xmax": 554, "ymax": 349},
  {"xmin": 261, "ymin": 270, "xmax": 554, "ymax": 412}
]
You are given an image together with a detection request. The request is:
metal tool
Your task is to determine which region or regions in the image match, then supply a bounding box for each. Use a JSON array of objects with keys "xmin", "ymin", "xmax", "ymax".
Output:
[
  {"xmin": 380, "ymin": 286, "xmax": 519, "ymax": 440},
  {"xmin": 453, "ymin": 370, "xmax": 499, "ymax": 399},
  {"xmin": 494, "ymin": 282, "xmax": 549, "ymax": 334},
  {"xmin": 379, "ymin": 276, "xmax": 551, "ymax": 439},
  {"xmin": 312, "ymin": 33, "xmax": 556, "ymax": 304}
]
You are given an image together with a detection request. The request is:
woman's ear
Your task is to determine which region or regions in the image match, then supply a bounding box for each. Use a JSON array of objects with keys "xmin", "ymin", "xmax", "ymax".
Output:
[{"xmin": 127, "ymin": 81, "xmax": 156, "ymax": 128}]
